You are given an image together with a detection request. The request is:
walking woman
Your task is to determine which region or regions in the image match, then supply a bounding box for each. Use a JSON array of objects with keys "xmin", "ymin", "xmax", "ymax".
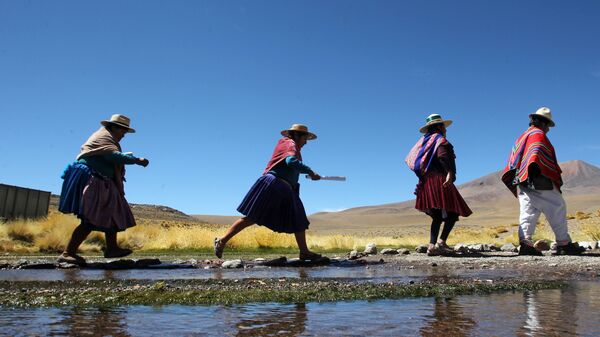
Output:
[
  {"xmin": 405, "ymin": 114, "xmax": 472, "ymax": 255},
  {"xmin": 214, "ymin": 124, "xmax": 323, "ymax": 260},
  {"xmin": 57, "ymin": 114, "xmax": 149, "ymax": 264}
]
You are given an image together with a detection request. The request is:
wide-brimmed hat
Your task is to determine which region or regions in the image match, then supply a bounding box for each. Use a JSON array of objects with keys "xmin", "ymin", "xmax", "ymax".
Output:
[
  {"xmin": 281, "ymin": 124, "xmax": 317, "ymax": 140},
  {"xmin": 419, "ymin": 114, "xmax": 453, "ymax": 133},
  {"xmin": 529, "ymin": 107, "xmax": 555, "ymax": 127},
  {"xmin": 101, "ymin": 114, "xmax": 136, "ymax": 133}
]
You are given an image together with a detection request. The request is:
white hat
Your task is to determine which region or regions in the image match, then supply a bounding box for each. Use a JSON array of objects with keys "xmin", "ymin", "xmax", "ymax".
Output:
[
  {"xmin": 419, "ymin": 114, "xmax": 453, "ymax": 133},
  {"xmin": 529, "ymin": 107, "xmax": 555, "ymax": 127},
  {"xmin": 101, "ymin": 114, "xmax": 136, "ymax": 133}
]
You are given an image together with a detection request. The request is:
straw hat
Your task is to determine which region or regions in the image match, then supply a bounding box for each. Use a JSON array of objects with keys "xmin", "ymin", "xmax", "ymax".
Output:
[
  {"xmin": 419, "ymin": 114, "xmax": 453, "ymax": 133},
  {"xmin": 101, "ymin": 114, "xmax": 136, "ymax": 133},
  {"xmin": 281, "ymin": 124, "xmax": 317, "ymax": 140},
  {"xmin": 529, "ymin": 107, "xmax": 555, "ymax": 127}
]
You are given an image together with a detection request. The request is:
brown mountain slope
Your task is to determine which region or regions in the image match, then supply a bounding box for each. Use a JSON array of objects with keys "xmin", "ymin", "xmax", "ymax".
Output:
[{"xmin": 309, "ymin": 160, "xmax": 600, "ymax": 234}]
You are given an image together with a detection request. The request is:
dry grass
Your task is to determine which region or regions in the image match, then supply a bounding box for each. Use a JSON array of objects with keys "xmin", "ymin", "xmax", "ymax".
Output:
[{"xmin": 2, "ymin": 209, "xmax": 600, "ymax": 254}]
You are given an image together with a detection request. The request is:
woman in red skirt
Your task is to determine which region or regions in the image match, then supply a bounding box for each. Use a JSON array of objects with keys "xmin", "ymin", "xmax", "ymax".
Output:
[{"xmin": 405, "ymin": 114, "xmax": 472, "ymax": 255}]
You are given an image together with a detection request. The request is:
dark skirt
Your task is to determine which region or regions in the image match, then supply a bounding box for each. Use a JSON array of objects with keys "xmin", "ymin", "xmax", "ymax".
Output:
[
  {"xmin": 59, "ymin": 162, "xmax": 136, "ymax": 232},
  {"xmin": 415, "ymin": 172, "xmax": 472, "ymax": 218},
  {"xmin": 237, "ymin": 173, "xmax": 310, "ymax": 234}
]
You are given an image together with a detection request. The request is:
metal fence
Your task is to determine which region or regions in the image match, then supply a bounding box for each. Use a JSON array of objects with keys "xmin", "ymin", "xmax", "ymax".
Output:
[{"xmin": 0, "ymin": 184, "xmax": 51, "ymax": 220}]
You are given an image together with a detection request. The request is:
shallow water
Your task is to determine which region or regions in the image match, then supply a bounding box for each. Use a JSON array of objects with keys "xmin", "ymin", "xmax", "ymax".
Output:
[
  {"xmin": 0, "ymin": 263, "xmax": 559, "ymax": 283},
  {"xmin": 1, "ymin": 281, "xmax": 599, "ymax": 336}
]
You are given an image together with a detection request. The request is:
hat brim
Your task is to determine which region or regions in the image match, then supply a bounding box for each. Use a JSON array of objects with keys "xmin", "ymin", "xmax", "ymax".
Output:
[
  {"xmin": 528, "ymin": 114, "xmax": 555, "ymax": 127},
  {"xmin": 281, "ymin": 130, "xmax": 317, "ymax": 140},
  {"xmin": 419, "ymin": 120, "xmax": 452, "ymax": 133},
  {"xmin": 101, "ymin": 120, "xmax": 136, "ymax": 133}
]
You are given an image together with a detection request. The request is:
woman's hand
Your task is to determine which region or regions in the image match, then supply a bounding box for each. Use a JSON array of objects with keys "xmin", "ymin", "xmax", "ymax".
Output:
[
  {"xmin": 137, "ymin": 158, "xmax": 150, "ymax": 167},
  {"xmin": 308, "ymin": 171, "xmax": 321, "ymax": 180},
  {"xmin": 443, "ymin": 172, "xmax": 455, "ymax": 187}
]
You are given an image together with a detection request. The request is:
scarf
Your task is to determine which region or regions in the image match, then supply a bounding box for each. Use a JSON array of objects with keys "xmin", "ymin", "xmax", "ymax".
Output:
[
  {"xmin": 263, "ymin": 137, "xmax": 302, "ymax": 175},
  {"xmin": 501, "ymin": 126, "xmax": 562, "ymax": 197},
  {"xmin": 76, "ymin": 127, "xmax": 126, "ymax": 195},
  {"xmin": 405, "ymin": 132, "xmax": 447, "ymax": 178}
]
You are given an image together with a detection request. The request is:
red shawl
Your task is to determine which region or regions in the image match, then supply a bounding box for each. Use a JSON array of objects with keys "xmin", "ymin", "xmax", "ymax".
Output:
[
  {"xmin": 263, "ymin": 137, "xmax": 301, "ymax": 174},
  {"xmin": 501, "ymin": 126, "xmax": 562, "ymax": 197}
]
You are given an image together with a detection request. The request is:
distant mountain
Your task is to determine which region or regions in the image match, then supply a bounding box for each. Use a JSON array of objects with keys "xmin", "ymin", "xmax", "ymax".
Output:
[
  {"xmin": 308, "ymin": 160, "xmax": 600, "ymax": 233},
  {"xmin": 49, "ymin": 195, "xmax": 199, "ymax": 222}
]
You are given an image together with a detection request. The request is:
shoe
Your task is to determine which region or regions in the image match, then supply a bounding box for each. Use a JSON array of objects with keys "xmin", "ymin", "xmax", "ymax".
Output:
[
  {"xmin": 426, "ymin": 246, "xmax": 441, "ymax": 256},
  {"xmin": 553, "ymin": 242, "xmax": 586, "ymax": 256},
  {"xmin": 57, "ymin": 252, "xmax": 87, "ymax": 265},
  {"xmin": 104, "ymin": 248, "xmax": 133, "ymax": 259},
  {"xmin": 518, "ymin": 244, "xmax": 543, "ymax": 256},
  {"xmin": 214, "ymin": 238, "xmax": 225, "ymax": 258},
  {"xmin": 436, "ymin": 242, "xmax": 454, "ymax": 255},
  {"xmin": 299, "ymin": 252, "xmax": 323, "ymax": 261}
]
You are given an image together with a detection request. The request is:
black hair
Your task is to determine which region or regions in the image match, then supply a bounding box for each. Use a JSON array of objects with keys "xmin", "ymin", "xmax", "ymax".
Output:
[
  {"xmin": 426, "ymin": 123, "xmax": 445, "ymax": 133},
  {"xmin": 529, "ymin": 115, "xmax": 550, "ymax": 128},
  {"xmin": 287, "ymin": 131, "xmax": 308, "ymax": 140},
  {"xmin": 105, "ymin": 123, "xmax": 127, "ymax": 133}
]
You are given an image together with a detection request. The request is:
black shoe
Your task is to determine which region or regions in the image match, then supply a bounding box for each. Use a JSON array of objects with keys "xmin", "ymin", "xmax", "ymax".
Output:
[
  {"xmin": 518, "ymin": 244, "xmax": 543, "ymax": 256},
  {"xmin": 553, "ymin": 242, "xmax": 586, "ymax": 256}
]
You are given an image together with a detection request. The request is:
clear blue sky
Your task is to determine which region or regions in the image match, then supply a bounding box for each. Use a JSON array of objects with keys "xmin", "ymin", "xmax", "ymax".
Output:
[{"xmin": 1, "ymin": 1, "xmax": 599, "ymax": 215}]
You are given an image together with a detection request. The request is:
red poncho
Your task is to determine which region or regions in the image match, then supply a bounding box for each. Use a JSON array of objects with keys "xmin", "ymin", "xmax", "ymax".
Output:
[
  {"xmin": 263, "ymin": 137, "xmax": 302, "ymax": 174},
  {"xmin": 501, "ymin": 126, "xmax": 562, "ymax": 197}
]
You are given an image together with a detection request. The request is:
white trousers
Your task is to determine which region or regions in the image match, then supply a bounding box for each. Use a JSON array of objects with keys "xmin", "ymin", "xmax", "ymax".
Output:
[{"xmin": 518, "ymin": 185, "xmax": 571, "ymax": 245}]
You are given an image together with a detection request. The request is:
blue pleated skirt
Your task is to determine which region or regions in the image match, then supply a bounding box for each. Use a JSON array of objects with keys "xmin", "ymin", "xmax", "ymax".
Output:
[
  {"xmin": 237, "ymin": 174, "xmax": 310, "ymax": 233},
  {"xmin": 59, "ymin": 162, "xmax": 94, "ymax": 216}
]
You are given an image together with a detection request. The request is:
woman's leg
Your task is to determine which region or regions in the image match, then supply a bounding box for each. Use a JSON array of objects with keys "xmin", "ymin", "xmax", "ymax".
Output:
[
  {"xmin": 214, "ymin": 217, "xmax": 254, "ymax": 258},
  {"xmin": 439, "ymin": 212, "xmax": 459, "ymax": 244},
  {"xmin": 429, "ymin": 209, "xmax": 443, "ymax": 249},
  {"xmin": 219, "ymin": 217, "xmax": 254, "ymax": 244},
  {"xmin": 64, "ymin": 221, "xmax": 92, "ymax": 255},
  {"xmin": 294, "ymin": 230, "xmax": 311, "ymax": 255},
  {"xmin": 104, "ymin": 231, "xmax": 132, "ymax": 257}
]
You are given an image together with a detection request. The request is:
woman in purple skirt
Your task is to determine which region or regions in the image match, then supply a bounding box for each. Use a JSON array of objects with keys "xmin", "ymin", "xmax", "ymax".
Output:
[{"xmin": 214, "ymin": 124, "xmax": 323, "ymax": 260}]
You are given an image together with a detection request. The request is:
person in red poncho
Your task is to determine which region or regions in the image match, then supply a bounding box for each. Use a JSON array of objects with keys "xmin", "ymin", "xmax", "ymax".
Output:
[
  {"xmin": 214, "ymin": 124, "xmax": 324, "ymax": 261},
  {"xmin": 501, "ymin": 107, "xmax": 585, "ymax": 256}
]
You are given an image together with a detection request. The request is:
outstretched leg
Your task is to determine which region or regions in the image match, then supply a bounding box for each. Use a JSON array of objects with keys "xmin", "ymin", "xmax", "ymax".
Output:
[
  {"xmin": 65, "ymin": 222, "xmax": 92, "ymax": 255},
  {"xmin": 214, "ymin": 217, "xmax": 254, "ymax": 258}
]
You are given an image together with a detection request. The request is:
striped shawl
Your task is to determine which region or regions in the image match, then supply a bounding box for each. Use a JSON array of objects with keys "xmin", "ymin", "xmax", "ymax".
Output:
[
  {"xmin": 405, "ymin": 132, "xmax": 447, "ymax": 178},
  {"xmin": 501, "ymin": 126, "xmax": 562, "ymax": 197}
]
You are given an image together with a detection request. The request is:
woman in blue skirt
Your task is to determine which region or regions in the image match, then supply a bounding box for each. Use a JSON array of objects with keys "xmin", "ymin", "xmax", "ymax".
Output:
[
  {"xmin": 214, "ymin": 124, "xmax": 323, "ymax": 260},
  {"xmin": 57, "ymin": 114, "xmax": 149, "ymax": 264}
]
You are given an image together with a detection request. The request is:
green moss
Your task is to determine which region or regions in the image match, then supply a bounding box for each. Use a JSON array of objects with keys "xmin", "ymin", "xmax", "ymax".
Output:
[{"xmin": 0, "ymin": 278, "xmax": 564, "ymax": 308}]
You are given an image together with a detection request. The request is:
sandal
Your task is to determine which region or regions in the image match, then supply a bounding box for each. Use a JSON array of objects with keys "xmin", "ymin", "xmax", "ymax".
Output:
[
  {"xmin": 214, "ymin": 238, "xmax": 225, "ymax": 258},
  {"xmin": 57, "ymin": 252, "xmax": 87, "ymax": 265},
  {"xmin": 104, "ymin": 248, "xmax": 133, "ymax": 259}
]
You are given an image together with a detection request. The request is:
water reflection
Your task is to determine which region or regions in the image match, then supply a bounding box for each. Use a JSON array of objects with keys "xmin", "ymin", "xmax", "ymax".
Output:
[
  {"xmin": 518, "ymin": 287, "xmax": 580, "ymax": 336},
  {"xmin": 235, "ymin": 303, "xmax": 307, "ymax": 337},
  {"xmin": 1, "ymin": 282, "xmax": 599, "ymax": 336},
  {"xmin": 420, "ymin": 297, "xmax": 476, "ymax": 336},
  {"xmin": 56, "ymin": 307, "xmax": 130, "ymax": 337}
]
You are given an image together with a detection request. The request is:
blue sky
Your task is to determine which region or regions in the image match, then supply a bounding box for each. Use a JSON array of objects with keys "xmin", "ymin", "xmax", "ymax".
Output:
[{"xmin": 1, "ymin": 1, "xmax": 599, "ymax": 215}]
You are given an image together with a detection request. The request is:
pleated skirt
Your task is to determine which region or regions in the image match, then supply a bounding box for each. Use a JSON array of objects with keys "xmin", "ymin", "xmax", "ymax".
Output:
[
  {"xmin": 59, "ymin": 162, "xmax": 136, "ymax": 232},
  {"xmin": 237, "ymin": 173, "xmax": 310, "ymax": 233},
  {"xmin": 415, "ymin": 172, "xmax": 472, "ymax": 218}
]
